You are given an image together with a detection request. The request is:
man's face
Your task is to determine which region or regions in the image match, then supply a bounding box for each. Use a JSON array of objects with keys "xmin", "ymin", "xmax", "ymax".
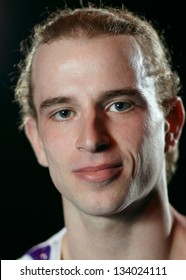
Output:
[{"xmin": 28, "ymin": 35, "xmax": 166, "ymax": 216}]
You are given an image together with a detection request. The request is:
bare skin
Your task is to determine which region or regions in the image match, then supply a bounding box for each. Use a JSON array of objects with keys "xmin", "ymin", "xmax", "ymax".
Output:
[
  {"xmin": 168, "ymin": 208, "xmax": 186, "ymax": 259},
  {"xmin": 25, "ymin": 35, "xmax": 186, "ymax": 259},
  {"xmin": 61, "ymin": 193, "xmax": 186, "ymax": 259}
]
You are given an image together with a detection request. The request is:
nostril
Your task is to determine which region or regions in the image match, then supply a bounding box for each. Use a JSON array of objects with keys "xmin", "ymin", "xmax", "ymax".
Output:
[{"xmin": 96, "ymin": 143, "xmax": 110, "ymax": 152}]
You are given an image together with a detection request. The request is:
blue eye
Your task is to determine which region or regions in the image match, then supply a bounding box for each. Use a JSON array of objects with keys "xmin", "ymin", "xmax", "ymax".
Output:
[
  {"xmin": 109, "ymin": 102, "xmax": 132, "ymax": 112},
  {"xmin": 53, "ymin": 109, "xmax": 74, "ymax": 120}
]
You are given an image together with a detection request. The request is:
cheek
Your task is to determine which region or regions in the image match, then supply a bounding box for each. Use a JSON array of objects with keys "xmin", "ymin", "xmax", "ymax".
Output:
[
  {"xmin": 39, "ymin": 124, "xmax": 74, "ymax": 164},
  {"xmin": 41, "ymin": 120, "xmax": 75, "ymax": 145},
  {"xmin": 136, "ymin": 118, "xmax": 165, "ymax": 177},
  {"xmin": 113, "ymin": 115, "xmax": 147, "ymax": 150}
]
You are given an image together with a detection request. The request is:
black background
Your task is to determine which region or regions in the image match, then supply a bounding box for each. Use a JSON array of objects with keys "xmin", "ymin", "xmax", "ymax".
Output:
[{"xmin": 1, "ymin": 0, "xmax": 185, "ymax": 259}]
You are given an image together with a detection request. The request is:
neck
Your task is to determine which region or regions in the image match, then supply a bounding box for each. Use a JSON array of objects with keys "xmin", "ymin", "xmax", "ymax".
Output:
[{"xmin": 62, "ymin": 187, "xmax": 173, "ymax": 259}]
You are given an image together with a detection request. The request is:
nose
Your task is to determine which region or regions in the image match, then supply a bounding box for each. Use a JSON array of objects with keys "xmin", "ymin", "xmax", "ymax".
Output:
[{"xmin": 75, "ymin": 111, "xmax": 111, "ymax": 153}]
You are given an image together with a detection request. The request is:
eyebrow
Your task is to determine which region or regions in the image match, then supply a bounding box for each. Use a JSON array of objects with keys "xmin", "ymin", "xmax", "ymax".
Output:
[
  {"xmin": 39, "ymin": 88, "xmax": 142, "ymax": 113},
  {"xmin": 98, "ymin": 88, "xmax": 141, "ymax": 103},
  {"xmin": 40, "ymin": 96, "xmax": 73, "ymax": 113}
]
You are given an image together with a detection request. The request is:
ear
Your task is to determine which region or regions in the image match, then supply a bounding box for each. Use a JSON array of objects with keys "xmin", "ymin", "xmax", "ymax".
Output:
[
  {"xmin": 24, "ymin": 117, "xmax": 48, "ymax": 167},
  {"xmin": 164, "ymin": 97, "xmax": 185, "ymax": 153}
]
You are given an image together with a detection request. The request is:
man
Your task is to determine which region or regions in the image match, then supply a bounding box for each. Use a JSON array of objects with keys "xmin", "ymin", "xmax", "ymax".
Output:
[{"xmin": 15, "ymin": 6, "xmax": 186, "ymax": 259}]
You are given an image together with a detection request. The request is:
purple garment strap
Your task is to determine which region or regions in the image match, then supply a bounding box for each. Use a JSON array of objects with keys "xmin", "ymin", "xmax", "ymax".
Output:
[{"xmin": 28, "ymin": 245, "xmax": 51, "ymax": 260}]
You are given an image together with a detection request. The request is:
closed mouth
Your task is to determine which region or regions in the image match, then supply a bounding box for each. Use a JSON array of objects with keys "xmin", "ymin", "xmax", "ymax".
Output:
[{"xmin": 73, "ymin": 162, "xmax": 123, "ymax": 183}]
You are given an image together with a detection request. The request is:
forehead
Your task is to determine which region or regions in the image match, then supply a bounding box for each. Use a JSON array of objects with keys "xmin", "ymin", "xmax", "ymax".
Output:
[
  {"xmin": 33, "ymin": 35, "xmax": 144, "ymax": 74},
  {"xmin": 31, "ymin": 35, "xmax": 155, "ymax": 102}
]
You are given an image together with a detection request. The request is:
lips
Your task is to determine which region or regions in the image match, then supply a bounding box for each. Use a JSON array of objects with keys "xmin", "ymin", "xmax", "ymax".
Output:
[{"xmin": 73, "ymin": 162, "xmax": 123, "ymax": 183}]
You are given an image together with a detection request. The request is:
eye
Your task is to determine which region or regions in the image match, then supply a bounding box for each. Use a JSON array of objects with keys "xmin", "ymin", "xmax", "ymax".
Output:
[
  {"xmin": 108, "ymin": 101, "xmax": 133, "ymax": 112},
  {"xmin": 53, "ymin": 109, "xmax": 75, "ymax": 121}
]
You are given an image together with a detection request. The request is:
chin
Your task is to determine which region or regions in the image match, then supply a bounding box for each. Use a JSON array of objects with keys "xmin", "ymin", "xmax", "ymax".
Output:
[{"xmin": 79, "ymin": 197, "xmax": 128, "ymax": 217}]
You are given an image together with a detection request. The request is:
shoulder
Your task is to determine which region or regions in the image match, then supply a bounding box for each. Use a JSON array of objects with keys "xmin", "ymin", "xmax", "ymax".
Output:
[
  {"xmin": 169, "ymin": 208, "xmax": 186, "ymax": 259},
  {"xmin": 18, "ymin": 227, "xmax": 67, "ymax": 260}
]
